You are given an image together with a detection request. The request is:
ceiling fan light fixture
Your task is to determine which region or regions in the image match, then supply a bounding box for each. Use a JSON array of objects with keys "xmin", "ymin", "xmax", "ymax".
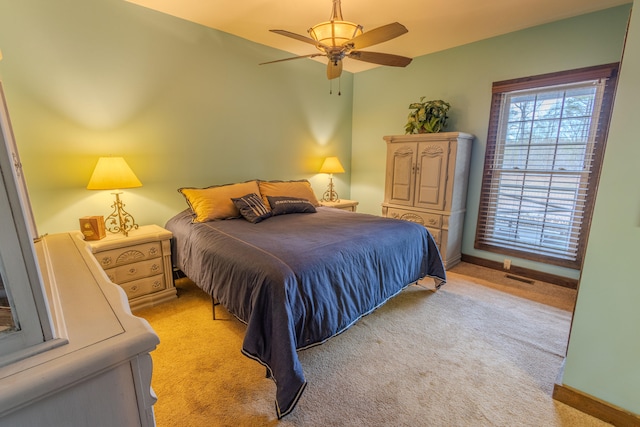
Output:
[
  {"xmin": 261, "ymin": 0, "xmax": 411, "ymax": 82},
  {"xmin": 309, "ymin": 21, "xmax": 363, "ymax": 49}
]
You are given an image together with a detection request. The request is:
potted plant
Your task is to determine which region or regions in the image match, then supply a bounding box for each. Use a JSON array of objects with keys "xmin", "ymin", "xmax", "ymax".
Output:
[{"xmin": 404, "ymin": 97, "xmax": 451, "ymax": 134}]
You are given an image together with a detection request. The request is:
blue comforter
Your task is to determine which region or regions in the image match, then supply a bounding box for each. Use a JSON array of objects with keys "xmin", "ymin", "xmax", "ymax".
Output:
[{"xmin": 165, "ymin": 207, "xmax": 445, "ymax": 418}]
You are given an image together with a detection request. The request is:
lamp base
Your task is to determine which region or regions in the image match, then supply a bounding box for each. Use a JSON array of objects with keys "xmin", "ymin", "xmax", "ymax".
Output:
[
  {"xmin": 321, "ymin": 191, "xmax": 340, "ymax": 202},
  {"xmin": 105, "ymin": 192, "xmax": 138, "ymax": 237},
  {"xmin": 321, "ymin": 176, "xmax": 340, "ymax": 202}
]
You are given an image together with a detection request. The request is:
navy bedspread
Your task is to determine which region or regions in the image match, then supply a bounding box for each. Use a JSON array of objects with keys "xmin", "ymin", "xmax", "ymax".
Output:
[{"xmin": 165, "ymin": 207, "xmax": 445, "ymax": 418}]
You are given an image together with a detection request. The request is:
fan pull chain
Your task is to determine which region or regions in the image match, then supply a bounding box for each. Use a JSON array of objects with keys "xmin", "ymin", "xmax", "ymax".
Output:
[{"xmin": 328, "ymin": 78, "xmax": 342, "ymax": 96}]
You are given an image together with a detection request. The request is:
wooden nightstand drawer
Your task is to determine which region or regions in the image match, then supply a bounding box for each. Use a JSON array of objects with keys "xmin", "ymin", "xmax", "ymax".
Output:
[
  {"xmin": 86, "ymin": 224, "xmax": 177, "ymax": 311},
  {"xmin": 319, "ymin": 199, "xmax": 359, "ymax": 212},
  {"xmin": 95, "ymin": 242, "xmax": 162, "ymax": 269},
  {"xmin": 119, "ymin": 274, "xmax": 166, "ymax": 299},
  {"xmin": 105, "ymin": 258, "xmax": 164, "ymax": 284}
]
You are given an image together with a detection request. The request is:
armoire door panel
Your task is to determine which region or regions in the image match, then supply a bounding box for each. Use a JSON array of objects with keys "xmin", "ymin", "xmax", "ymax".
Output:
[
  {"xmin": 387, "ymin": 144, "xmax": 415, "ymax": 206},
  {"xmin": 415, "ymin": 142, "xmax": 449, "ymax": 210},
  {"xmin": 416, "ymin": 155, "xmax": 443, "ymax": 206}
]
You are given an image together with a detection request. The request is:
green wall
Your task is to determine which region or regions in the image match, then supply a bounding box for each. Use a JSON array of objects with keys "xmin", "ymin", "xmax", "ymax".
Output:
[
  {"xmin": 1, "ymin": 0, "xmax": 638, "ymax": 417},
  {"xmin": 562, "ymin": 0, "xmax": 640, "ymax": 414},
  {"xmin": 0, "ymin": 0, "xmax": 354, "ymax": 234},
  {"xmin": 352, "ymin": 4, "xmax": 639, "ymax": 415},
  {"xmin": 351, "ymin": 5, "xmax": 631, "ymax": 280}
]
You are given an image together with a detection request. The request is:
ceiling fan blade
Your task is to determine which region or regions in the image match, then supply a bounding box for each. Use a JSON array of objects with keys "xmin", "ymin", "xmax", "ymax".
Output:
[
  {"xmin": 346, "ymin": 22, "xmax": 408, "ymax": 50},
  {"xmin": 348, "ymin": 51, "xmax": 412, "ymax": 67},
  {"xmin": 327, "ymin": 60, "xmax": 343, "ymax": 80},
  {"xmin": 269, "ymin": 29, "xmax": 328, "ymax": 50},
  {"xmin": 260, "ymin": 53, "xmax": 324, "ymax": 65}
]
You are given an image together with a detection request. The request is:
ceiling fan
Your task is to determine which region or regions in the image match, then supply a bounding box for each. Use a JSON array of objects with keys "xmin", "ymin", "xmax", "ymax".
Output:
[{"xmin": 260, "ymin": 0, "xmax": 412, "ymax": 80}]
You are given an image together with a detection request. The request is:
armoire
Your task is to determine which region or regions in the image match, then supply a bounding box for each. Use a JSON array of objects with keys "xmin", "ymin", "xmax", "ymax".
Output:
[{"xmin": 382, "ymin": 132, "xmax": 474, "ymax": 269}]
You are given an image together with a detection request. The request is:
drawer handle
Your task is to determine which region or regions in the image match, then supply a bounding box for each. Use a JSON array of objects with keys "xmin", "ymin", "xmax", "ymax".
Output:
[
  {"xmin": 148, "ymin": 247, "xmax": 158, "ymax": 256},
  {"xmin": 128, "ymin": 267, "xmax": 137, "ymax": 275},
  {"xmin": 101, "ymin": 256, "xmax": 113, "ymax": 267},
  {"xmin": 129, "ymin": 285, "xmax": 139, "ymax": 293},
  {"xmin": 428, "ymin": 218, "xmax": 437, "ymax": 225},
  {"xmin": 391, "ymin": 213, "xmax": 399, "ymax": 219},
  {"xmin": 107, "ymin": 273, "xmax": 115, "ymax": 282},
  {"xmin": 152, "ymin": 280, "xmax": 162, "ymax": 289},
  {"xmin": 151, "ymin": 263, "xmax": 160, "ymax": 273}
]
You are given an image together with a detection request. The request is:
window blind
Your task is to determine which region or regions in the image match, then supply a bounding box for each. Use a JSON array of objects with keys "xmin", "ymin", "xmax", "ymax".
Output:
[{"xmin": 475, "ymin": 64, "xmax": 618, "ymax": 269}]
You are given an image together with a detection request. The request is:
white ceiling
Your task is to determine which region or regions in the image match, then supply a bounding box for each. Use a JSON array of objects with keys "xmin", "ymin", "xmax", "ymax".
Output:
[{"xmin": 125, "ymin": 0, "xmax": 629, "ymax": 73}]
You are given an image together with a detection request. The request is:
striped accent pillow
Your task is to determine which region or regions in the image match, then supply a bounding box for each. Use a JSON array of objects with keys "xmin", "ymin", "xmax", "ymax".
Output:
[{"xmin": 231, "ymin": 193, "xmax": 272, "ymax": 223}]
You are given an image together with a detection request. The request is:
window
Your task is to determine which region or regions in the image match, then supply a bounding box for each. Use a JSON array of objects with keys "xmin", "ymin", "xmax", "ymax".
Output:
[{"xmin": 475, "ymin": 64, "xmax": 619, "ymax": 269}]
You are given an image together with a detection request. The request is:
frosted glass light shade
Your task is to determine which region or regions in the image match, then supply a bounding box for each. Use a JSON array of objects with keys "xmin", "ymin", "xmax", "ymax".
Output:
[
  {"xmin": 308, "ymin": 0, "xmax": 363, "ymax": 49},
  {"xmin": 309, "ymin": 21, "xmax": 363, "ymax": 48},
  {"xmin": 87, "ymin": 157, "xmax": 142, "ymax": 190}
]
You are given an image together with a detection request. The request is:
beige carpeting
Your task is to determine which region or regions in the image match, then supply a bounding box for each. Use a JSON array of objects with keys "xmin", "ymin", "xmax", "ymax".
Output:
[{"xmin": 135, "ymin": 263, "xmax": 612, "ymax": 426}]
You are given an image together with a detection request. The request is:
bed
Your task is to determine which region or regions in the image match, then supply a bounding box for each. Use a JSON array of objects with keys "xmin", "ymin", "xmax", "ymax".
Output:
[{"xmin": 165, "ymin": 180, "xmax": 446, "ymax": 418}]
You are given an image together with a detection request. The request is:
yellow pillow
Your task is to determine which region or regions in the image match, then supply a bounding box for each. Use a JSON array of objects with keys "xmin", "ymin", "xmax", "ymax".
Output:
[
  {"xmin": 258, "ymin": 180, "xmax": 320, "ymax": 209},
  {"xmin": 179, "ymin": 180, "xmax": 260, "ymax": 222}
]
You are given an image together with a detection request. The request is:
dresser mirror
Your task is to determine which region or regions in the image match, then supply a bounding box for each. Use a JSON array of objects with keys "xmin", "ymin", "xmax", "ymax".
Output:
[
  {"xmin": 0, "ymin": 81, "xmax": 54, "ymax": 361},
  {"xmin": 0, "ymin": 273, "xmax": 16, "ymax": 334}
]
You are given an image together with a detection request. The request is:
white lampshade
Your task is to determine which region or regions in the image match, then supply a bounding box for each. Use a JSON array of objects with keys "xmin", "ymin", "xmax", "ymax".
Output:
[
  {"xmin": 319, "ymin": 156, "xmax": 345, "ymax": 174},
  {"xmin": 87, "ymin": 157, "xmax": 142, "ymax": 190}
]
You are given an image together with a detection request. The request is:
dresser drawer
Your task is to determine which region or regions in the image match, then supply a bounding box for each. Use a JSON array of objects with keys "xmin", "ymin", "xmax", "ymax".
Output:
[
  {"xmin": 385, "ymin": 207, "xmax": 442, "ymax": 245},
  {"xmin": 426, "ymin": 227, "xmax": 441, "ymax": 245},
  {"xmin": 86, "ymin": 225, "xmax": 177, "ymax": 311},
  {"xmin": 385, "ymin": 207, "xmax": 442, "ymax": 229},
  {"xmin": 94, "ymin": 242, "xmax": 162, "ymax": 269},
  {"xmin": 119, "ymin": 274, "xmax": 166, "ymax": 299},
  {"xmin": 104, "ymin": 258, "xmax": 164, "ymax": 284}
]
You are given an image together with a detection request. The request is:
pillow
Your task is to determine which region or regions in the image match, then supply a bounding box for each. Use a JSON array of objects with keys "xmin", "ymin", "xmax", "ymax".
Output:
[
  {"xmin": 231, "ymin": 193, "xmax": 272, "ymax": 223},
  {"xmin": 178, "ymin": 180, "xmax": 260, "ymax": 222},
  {"xmin": 267, "ymin": 196, "xmax": 317, "ymax": 216},
  {"xmin": 259, "ymin": 180, "xmax": 320, "ymax": 209}
]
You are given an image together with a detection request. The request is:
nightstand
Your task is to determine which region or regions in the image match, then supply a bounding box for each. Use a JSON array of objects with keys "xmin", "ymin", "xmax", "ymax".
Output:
[
  {"xmin": 319, "ymin": 199, "xmax": 359, "ymax": 212},
  {"xmin": 86, "ymin": 224, "xmax": 177, "ymax": 311}
]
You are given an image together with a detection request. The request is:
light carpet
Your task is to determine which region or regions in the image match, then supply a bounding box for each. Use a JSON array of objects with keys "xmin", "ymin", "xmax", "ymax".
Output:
[{"xmin": 135, "ymin": 263, "xmax": 611, "ymax": 426}]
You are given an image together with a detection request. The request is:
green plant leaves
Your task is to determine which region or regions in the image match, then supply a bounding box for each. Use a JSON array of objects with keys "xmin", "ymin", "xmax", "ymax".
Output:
[{"xmin": 405, "ymin": 98, "xmax": 450, "ymax": 134}]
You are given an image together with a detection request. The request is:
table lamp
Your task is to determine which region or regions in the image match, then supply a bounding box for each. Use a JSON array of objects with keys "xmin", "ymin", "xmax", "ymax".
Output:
[
  {"xmin": 319, "ymin": 156, "xmax": 345, "ymax": 202},
  {"xmin": 87, "ymin": 157, "xmax": 142, "ymax": 236}
]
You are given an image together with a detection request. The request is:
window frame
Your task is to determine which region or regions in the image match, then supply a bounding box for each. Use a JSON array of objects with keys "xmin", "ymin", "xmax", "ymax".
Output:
[{"xmin": 474, "ymin": 63, "xmax": 619, "ymax": 269}]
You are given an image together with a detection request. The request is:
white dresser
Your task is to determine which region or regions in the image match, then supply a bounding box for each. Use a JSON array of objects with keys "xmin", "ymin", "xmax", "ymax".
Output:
[
  {"xmin": 0, "ymin": 232, "xmax": 159, "ymax": 427},
  {"xmin": 382, "ymin": 132, "xmax": 474, "ymax": 268}
]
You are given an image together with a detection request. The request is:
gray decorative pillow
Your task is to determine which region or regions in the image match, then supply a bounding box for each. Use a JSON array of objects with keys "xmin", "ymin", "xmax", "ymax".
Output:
[
  {"xmin": 231, "ymin": 193, "xmax": 272, "ymax": 223},
  {"xmin": 267, "ymin": 196, "xmax": 317, "ymax": 216}
]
